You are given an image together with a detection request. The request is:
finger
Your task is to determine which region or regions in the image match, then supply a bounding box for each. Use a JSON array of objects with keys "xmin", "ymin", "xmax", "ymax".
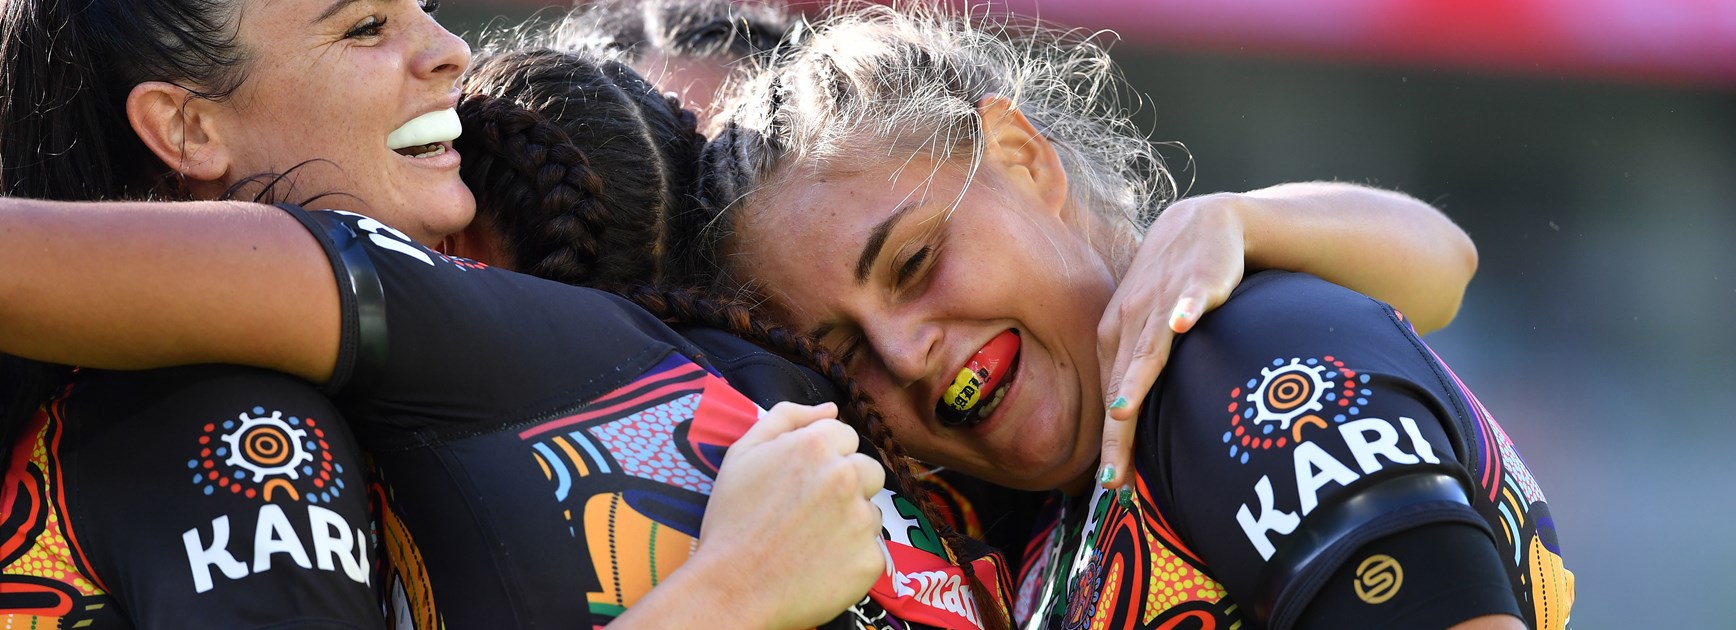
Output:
[
  {"xmin": 1105, "ymin": 302, "xmax": 1164, "ymax": 421},
  {"xmin": 1111, "ymin": 308, "xmax": 1176, "ymax": 423},
  {"xmin": 1097, "ymin": 296, "xmax": 1124, "ymax": 369},
  {"xmin": 734, "ymin": 401, "xmax": 838, "ymax": 451},
  {"xmin": 847, "ymin": 453, "xmax": 886, "ymax": 499},
  {"xmin": 786, "ymin": 417, "xmax": 859, "ymax": 457},
  {"xmin": 1169, "ymin": 294, "xmax": 1202, "ymax": 333},
  {"xmin": 1097, "ymin": 410, "xmax": 1134, "ymax": 490}
]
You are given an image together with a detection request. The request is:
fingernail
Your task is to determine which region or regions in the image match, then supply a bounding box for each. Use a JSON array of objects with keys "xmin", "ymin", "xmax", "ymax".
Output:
[
  {"xmin": 1097, "ymin": 465, "xmax": 1116, "ymax": 485},
  {"xmin": 1108, "ymin": 396, "xmax": 1130, "ymax": 410},
  {"xmin": 1117, "ymin": 487, "xmax": 1134, "ymax": 508}
]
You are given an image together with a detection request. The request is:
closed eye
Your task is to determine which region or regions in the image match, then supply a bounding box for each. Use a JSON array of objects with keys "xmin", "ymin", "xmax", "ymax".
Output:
[
  {"xmin": 895, "ymin": 246, "xmax": 931, "ymax": 285},
  {"xmin": 835, "ymin": 334, "xmax": 863, "ymax": 365}
]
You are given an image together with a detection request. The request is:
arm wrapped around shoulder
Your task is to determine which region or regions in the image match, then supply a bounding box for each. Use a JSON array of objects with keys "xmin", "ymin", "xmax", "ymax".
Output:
[{"xmin": 1141, "ymin": 271, "xmax": 1535, "ymax": 629}]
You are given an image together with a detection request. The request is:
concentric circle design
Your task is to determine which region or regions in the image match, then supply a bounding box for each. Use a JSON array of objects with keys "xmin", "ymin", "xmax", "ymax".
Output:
[
  {"xmin": 1246, "ymin": 359, "xmax": 1329, "ymax": 431},
  {"xmin": 190, "ymin": 408, "xmax": 345, "ymax": 503},
  {"xmin": 220, "ymin": 410, "xmax": 314, "ymax": 482}
]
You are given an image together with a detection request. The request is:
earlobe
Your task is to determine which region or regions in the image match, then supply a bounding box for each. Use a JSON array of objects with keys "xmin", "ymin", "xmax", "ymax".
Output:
[
  {"xmin": 976, "ymin": 93, "xmax": 1068, "ymax": 215},
  {"xmin": 126, "ymin": 81, "xmax": 230, "ymax": 184}
]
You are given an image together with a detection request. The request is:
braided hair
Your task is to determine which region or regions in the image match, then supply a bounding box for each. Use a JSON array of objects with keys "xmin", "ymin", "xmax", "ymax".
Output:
[
  {"xmin": 457, "ymin": 44, "xmax": 1009, "ymax": 629},
  {"xmin": 457, "ymin": 47, "xmax": 704, "ymax": 290}
]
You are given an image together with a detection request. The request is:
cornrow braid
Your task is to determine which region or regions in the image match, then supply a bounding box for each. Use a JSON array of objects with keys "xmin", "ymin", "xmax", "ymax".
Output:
[
  {"xmin": 456, "ymin": 93, "xmax": 639, "ymax": 289},
  {"xmin": 620, "ymin": 285, "xmax": 1011, "ymax": 630}
]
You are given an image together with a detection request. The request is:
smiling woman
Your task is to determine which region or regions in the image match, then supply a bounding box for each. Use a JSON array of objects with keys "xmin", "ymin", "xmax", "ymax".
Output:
[
  {"xmin": 0, "ymin": 0, "xmax": 476, "ymax": 625},
  {"xmin": 0, "ymin": 0, "xmax": 921, "ymax": 624},
  {"xmin": 121, "ymin": 0, "xmax": 476, "ymax": 244}
]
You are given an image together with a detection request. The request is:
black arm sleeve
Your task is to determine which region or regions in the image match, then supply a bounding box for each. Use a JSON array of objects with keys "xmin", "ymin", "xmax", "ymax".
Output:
[
  {"xmin": 279, "ymin": 205, "xmax": 696, "ymax": 447},
  {"xmin": 1294, "ymin": 522, "xmax": 1520, "ymax": 628},
  {"xmin": 60, "ymin": 366, "xmax": 382, "ymax": 629},
  {"xmin": 1141, "ymin": 271, "xmax": 1520, "ymax": 629}
]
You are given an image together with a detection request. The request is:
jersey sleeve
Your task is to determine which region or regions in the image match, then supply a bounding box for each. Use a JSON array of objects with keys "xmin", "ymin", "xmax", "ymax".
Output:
[
  {"xmin": 279, "ymin": 205, "xmax": 695, "ymax": 448},
  {"xmin": 1140, "ymin": 271, "xmax": 1515, "ymax": 629},
  {"xmin": 54, "ymin": 366, "xmax": 381, "ymax": 629}
]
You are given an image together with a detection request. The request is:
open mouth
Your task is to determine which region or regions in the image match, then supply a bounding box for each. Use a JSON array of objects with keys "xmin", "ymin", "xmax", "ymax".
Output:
[
  {"xmin": 387, "ymin": 108, "xmax": 461, "ymax": 158},
  {"xmin": 935, "ymin": 329, "xmax": 1021, "ymax": 427}
]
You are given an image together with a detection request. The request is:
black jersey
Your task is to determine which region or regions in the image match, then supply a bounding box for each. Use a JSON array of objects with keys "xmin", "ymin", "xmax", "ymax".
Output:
[
  {"xmin": 0, "ymin": 365, "xmax": 381, "ymax": 629},
  {"xmin": 1013, "ymin": 272, "xmax": 1574, "ymax": 629},
  {"xmin": 289, "ymin": 207, "xmax": 1010, "ymax": 629}
]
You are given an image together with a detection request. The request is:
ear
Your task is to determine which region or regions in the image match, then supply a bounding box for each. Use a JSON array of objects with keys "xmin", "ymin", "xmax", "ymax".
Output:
[
  {"xmin": 976, "ymin": 93, "xmax": 1068, "ymax": 216},
  {"xmin": 126, "ymin": 81, "xmax": 231, "ymax": 185}
]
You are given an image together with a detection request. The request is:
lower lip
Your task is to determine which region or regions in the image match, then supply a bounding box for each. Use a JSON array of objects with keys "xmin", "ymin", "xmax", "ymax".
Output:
[{"xmin": 397, "ymin": 142, "xmax": 461, "ymax": 170}]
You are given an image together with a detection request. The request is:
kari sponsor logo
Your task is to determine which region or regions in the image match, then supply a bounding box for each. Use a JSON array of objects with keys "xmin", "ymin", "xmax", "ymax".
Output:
[
  {"xmin": 1235, "ymin": 415, "xmax": 1441, "ymax": 559},
  {"xmin": 1226, "ymin": 356, "xmax": 1446, "ymax": 560},
  {"xmin": 182, "ymin": 408, "xmax": 367, "ymax": 593}
]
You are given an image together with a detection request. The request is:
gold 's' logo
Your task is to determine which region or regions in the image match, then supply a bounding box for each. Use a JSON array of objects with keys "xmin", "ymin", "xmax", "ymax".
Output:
[{"xmin": 1354, "ymin": 554, "xmax": 1403, "ymax": 604}]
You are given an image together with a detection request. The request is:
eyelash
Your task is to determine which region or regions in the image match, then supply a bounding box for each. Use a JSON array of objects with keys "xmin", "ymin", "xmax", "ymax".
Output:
[
  {"xmin": 343, "ymin": 0, "xmax": 439, "ymax": 39},
  {"xmin": 837, "ymin": 336, "xmax": 863, "ymax": 364},
  {"xmin": 344, "ymin": 16, "xmax": 386, "ymax": 39},
  {"xmin": 895, "ymin": 246, "xmax": 932, "ymax": 285}
]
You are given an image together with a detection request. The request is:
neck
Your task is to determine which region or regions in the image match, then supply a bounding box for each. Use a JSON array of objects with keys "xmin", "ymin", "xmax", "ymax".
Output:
[{"xmin": 1059, "ymin": 469, "xmax": 1097, "ymax": 496}]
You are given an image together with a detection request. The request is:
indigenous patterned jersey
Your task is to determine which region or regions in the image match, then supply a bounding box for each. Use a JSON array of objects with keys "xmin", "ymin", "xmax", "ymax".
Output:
[
  {"xmin": 1014, "ymin": 272, "xmax": 1574, "ymax": 630},
  {"xmin": 288, "ymin": 207, "xmax": 1010, "ymax": 629},
  {"xmin": 0, "ymin": 366, "xmax": 382, "ymax": 629}
]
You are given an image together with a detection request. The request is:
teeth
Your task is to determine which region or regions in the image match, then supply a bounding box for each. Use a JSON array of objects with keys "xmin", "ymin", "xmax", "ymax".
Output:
[
  {"xmin": 411, "ymin": 145, "xmax": 446, "ymax": 159},
  {"xmin": 979, "ymin": 382, "xmax": 1009, "ymax": 417},
  {"xmin": 387, "ymin": 108, "xmax": 461, "ymax": 150}
]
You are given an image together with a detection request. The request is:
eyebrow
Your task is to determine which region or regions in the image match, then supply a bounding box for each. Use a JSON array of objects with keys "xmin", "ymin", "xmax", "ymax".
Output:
[
  {"xmin": 314, "ymin": 0, "xmax": 365, "ymax": 24},
  {"xmin": 854, "ymin": 203, "xmax": 917, "ymax": 285}
]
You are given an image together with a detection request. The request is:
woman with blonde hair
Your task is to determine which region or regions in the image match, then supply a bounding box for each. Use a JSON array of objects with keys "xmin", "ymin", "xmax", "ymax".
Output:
[{"xmin": 692, "ymin": 3, "xmax": 1571, "ymax": 628}]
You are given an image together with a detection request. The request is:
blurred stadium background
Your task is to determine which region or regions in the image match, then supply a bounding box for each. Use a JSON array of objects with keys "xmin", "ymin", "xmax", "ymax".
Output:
[{"xmin": 451, "ymin": 0, "xmax": 1736, "ymax": 625}]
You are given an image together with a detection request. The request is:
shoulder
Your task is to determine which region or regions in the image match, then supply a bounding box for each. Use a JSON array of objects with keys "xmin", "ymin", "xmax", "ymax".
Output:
[
  {"xmin": 1191, "ymin": 271, "xmax": 1408, "ymax": 347},
  {"xmin": 1153, "ymin": 271, "xmax": 1440, "ymax": 411},
  {"xmin": 676, "ymin": 326, "xmax": 841, "ymax": 407}
]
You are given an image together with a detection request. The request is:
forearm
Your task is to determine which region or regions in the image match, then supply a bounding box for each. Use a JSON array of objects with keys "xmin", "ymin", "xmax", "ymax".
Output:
[
  {"xmin": 0, "ymin": 198, "xmax": 340, "ymax": 381},
  {"xmin": 1230, "ymin": 182, "xmax": 1477, "ymax": 333},
  {"xmin": 605, "ymin": 550, "xmax": 780, "ymax": 629}
]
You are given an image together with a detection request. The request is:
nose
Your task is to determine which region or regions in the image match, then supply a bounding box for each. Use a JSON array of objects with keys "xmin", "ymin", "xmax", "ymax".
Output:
[
  {"xmin": 411, "ymin": 11, "xmax": 471, "ymax": 83},
  {"xmin": 862, "ymin": 310, "xmax": 941, "ymax": 391}
]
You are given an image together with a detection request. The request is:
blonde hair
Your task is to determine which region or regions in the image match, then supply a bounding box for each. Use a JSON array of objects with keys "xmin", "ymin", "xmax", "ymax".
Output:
[{"xmin": 698, "ymin": 0, "xmax": 1171, "ymax": 273}]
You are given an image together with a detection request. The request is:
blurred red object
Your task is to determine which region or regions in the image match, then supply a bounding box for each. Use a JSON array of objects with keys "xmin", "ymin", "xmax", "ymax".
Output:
[{"xmin": 767, "ymin": 0, "xmax": 1736, "ymax": 85}]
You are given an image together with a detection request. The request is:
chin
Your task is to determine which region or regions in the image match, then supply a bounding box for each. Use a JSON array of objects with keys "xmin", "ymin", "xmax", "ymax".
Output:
[
  {"xmin": 410, "ymin": 188, "xmax": 477, "ymax": 242},
  {"xmin": 983, "ymin": 444, "xmax": 1090, "ymax": 492}
]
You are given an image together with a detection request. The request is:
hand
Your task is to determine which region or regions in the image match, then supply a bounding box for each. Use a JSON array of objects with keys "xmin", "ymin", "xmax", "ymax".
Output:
[
  {"xmin": 694, "ymin": 402, "xmax": 887, "ymax": 628},
  {"xmin": 1095, "ymin": 194, "xmax": 1247, "ymax": 489}
]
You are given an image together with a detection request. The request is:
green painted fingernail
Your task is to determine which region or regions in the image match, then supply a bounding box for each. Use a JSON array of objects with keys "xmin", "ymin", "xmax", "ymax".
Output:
[
  {"xmin": 1097, "ymin": 465, "xmax": 1116, "ymax": 484},
  {"xmin": 1108, "ymin": 396, "xmax": 1130, "ymax": 410},
  {"xmin": 1117, "ymin": 488, "xmax": 1134, "ymax": 508}
]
